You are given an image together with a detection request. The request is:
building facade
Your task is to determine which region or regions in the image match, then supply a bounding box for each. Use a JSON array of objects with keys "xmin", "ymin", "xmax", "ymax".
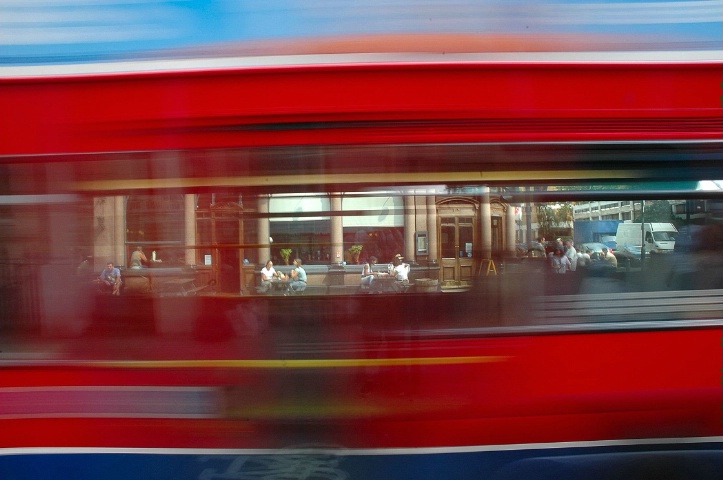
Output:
[{"xmin": 92, "ymin": 187, "xmax": 519, "ymax": 293}]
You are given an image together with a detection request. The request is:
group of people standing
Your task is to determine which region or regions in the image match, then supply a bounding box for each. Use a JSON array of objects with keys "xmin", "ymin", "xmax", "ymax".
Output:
[{"xmin": 549, "ymin": 239, "xmax": 617, "ymax": 274}]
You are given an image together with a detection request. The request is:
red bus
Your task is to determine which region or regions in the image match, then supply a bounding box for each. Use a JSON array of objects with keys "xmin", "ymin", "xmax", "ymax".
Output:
[{"xmin": 0, "ymin": 55, "xmax": 721, "ymax": 479}]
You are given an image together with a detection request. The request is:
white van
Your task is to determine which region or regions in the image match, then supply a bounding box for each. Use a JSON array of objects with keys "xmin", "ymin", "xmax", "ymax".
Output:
[{"xmin": 615, "ymin": 222, "xmax": 677, "ymax": 254}]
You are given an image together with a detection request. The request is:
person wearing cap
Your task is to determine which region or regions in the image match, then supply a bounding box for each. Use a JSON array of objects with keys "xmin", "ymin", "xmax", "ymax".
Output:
[{"xmin": 391, "ymin": 254, "xmax": 410, "ymax": 292}]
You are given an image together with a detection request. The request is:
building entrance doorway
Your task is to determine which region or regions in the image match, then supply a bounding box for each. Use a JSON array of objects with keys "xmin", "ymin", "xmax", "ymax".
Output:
[
  {"xmin": 215, "ymin": 218, "xmax": 241, "ymax": 294},
  {"xmin": 491, "ymin": 215, "xmax": 502, "ymax": 260},
  {"xmin": 438, "ymin": 202, "xmax": 477, "ymax": 287},
  {"xmin": 196, "ymin": 197, "xmax": 244, "ymax": 295}
]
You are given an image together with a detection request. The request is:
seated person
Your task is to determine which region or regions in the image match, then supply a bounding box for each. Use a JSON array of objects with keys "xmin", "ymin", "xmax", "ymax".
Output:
[
  {"xmin": 391, "ymin": 254, "xmax": 410, "ymax": 292},
  {"xmin": 98, "ymin": 261, "xmax": 122, "ymax": 295},
  {"xmin": 601, "ymin": 247, "xmax": 618, "ymax": 268},
  {"xmin": 259, "ymin": 260, "xmax": 278, "ymax": 293},
  {"xmin": 360, "ymin": 256, "xmax": 378, "ymax": 289},
  {"xmin": 289, "ymin": 258, "xmax": 307, "ymax": 293},
  {"xmin": 129, "ymin": 246, "xmax": 148, "ymax": 269}
]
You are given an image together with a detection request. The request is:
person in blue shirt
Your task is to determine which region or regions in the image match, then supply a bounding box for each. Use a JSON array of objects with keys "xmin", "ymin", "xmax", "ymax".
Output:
[
  {"xmin": 98, "ymin": 261, "xmax": 122, "ymax": 295},
  {"xmin": 289, "ymin": 258, "xmax": 307, "ymax": 293}
]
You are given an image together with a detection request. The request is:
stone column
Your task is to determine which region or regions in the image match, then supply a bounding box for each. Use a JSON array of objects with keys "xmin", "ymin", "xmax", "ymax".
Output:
[
  {"xmin": 93, "ymin": 197, "xmax": 109, "ymax": 270},
  {"xmin": 506, "ymin": 204, "xmax": 516, "ymax": 257},
  {"xmin": 480, "ymin": 187, "xmax": 492, "ymax": 259},
  {"xmin": 113, "ymin": 196, "xmax": 125, "ymax": 266},
  {"xmin": 184, "ymin": 194, "xmax": 196, "ymax": 265},
  {"xmin": 330, "ymin": 194, "xmax": 343, "ymax": 264},
  {"xmin": 257, "ymin": 195, "xmax": 270, "ymax": 264},
  {"xmin": 426, "ymin": 193, "xmax": 438, "ymax": 262},
  {"xmin": 404, "ymin": 195, "xmax": 415, "ymax": 261}
]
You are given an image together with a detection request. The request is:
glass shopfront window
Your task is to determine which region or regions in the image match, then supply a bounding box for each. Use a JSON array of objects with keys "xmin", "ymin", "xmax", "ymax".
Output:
[
  {"xmin": 269, "ymin": 195, "xmax": 331, "ymax": 265},
  {"xmin": 270, "ymin": 220, "xmax": 331, "ymax": 265},
  {"xmin": 342, "ymin": 195, "xmax": 404, "ymax": 264},
  {"xmin": 343, "ymin": 227, "xmax": 403, "ymax": 265},
  {"xmin": 126, "ymin": 194, "xmax": 184, "ymax": 265}
]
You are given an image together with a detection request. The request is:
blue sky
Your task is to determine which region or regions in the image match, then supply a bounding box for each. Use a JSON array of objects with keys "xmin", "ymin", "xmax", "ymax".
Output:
[{"xmin": 1, "ymin": 0, "xmax": 721, "ymax": 65}]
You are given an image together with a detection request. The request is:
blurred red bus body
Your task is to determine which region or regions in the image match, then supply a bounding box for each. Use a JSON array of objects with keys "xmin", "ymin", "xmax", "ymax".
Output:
[{"xmin": 0, "ymin": 56, "xmax": 721, "ymax": 479}]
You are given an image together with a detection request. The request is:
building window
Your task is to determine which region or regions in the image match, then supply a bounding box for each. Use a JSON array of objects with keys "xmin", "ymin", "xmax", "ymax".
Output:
[
  {"xmin": 263, "ymin": 194, "xmax": 407, "ymax": 265},
  {"xmin": 343, "ymin": 195, "xmax": 404, "ymax": 264},
  {"xmin": 126, "ymin": 194, "xmax": 184, "ymax": 264},
  {"xmin": 271, "ymin": 219, "xmax": 331, "ymax": 265},
  {"xmin": 269, "ymin": 195, "xmax": 331, "ymax": 265},
  {"xmin": 343, "ymin": 227, "xmax": 403, "ymax": 264}
]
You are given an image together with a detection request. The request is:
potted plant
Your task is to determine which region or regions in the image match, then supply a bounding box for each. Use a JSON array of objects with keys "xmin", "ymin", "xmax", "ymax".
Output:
[
  {"xmin": 348, "ymin": 245, "xmax": 363, "ymax": 264},
  {"xmin": 279, "ymin": 248, "xmax": 293, "ymax": 265}
]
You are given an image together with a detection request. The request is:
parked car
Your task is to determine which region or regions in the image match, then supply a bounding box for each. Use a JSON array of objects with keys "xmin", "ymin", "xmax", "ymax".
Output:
[
  {"xmin": 516, "ymin": 241, "xmax": 547, "ymax": 258},
  {"xmin": 600, "ymin": 235, "xmax": 617, "ymax": 250},
  {"xmin": 615, "ymin": 244, "xmax": 649, "ymax": 267},
  {"xmin": 579, "ymin": 242, "xmax": 612, "ymax": 261}
]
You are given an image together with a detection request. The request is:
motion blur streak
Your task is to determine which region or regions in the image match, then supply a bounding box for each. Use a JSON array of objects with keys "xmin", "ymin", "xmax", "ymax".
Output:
[
  {"xmin": 70, "ymin": 170, "xmax": 647, "ymax": 192},
  {"xmin": 0, "ymin": 386, "xmax": 220, "ymax": 419},
  {"xmin": 1, "ymin": 1, "xmax": 720, "ymax": 65},
  {"xmin": 0, "ymin": 2, "xmax": 721, "ymax": 480},
  {"xmin": 80, "ymin": 356, "xmax": 509, "ymax": 369}
]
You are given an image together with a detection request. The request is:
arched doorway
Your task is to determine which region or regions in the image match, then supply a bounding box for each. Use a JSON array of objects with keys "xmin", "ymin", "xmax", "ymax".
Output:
[{"xmin": 437, "ymin": 199, "xmax": 478, "ymax": 287}]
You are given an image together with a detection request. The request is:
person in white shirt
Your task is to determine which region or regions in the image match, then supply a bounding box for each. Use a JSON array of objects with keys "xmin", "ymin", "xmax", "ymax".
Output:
[
  {"xmin": 259, "ymin": 260, "xmax": 277, "ymax": 293},
  {"xmin": 551, "ymin": 248, "xmax": 571, "ymax": 274},
  {"xmin": 391, "ymin": 254, "xmax": 410, "ymax": 292},
  {"xmin": 564, "ymin": 240, "xmax": 578, "ymax": 271},
  {"xmin": 577, "ymin": 247, "xmax": 592, "ymax": 268}
]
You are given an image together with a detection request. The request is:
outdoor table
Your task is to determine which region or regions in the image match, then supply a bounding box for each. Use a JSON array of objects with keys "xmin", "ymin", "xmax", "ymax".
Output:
[
  {"xmin": 270, "ymin": 279, "xmax": 292, "ymax": 295},
  {"xmin": 372, "ymin": 274, "xmax": 396, "ymax": 293}
]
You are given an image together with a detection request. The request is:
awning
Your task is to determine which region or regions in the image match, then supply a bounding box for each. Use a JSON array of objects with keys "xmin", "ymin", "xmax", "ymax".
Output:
[
  {"xmin": 343, "ymin": 196, "xmax": 403, "ymax": 227},
  {"xmin": 269, "ymin": 195, "xmax": 330, "ymax": 222}
]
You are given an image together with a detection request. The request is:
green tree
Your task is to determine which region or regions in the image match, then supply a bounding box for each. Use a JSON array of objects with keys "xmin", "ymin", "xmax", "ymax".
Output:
[
  {"xmin": 537, "ymin": 202, "xmax": 574, "ymax": 239},
  {"xmin": 536, "ymin": 204, "xmax": 556, "ymax": 240},
  {"xmin": 555, "ymin": 203, "xmax": 574, "ymax": 226},
  {"xmin": 634, "ymin": 200, "xmax": 675, "ymax": 223}
]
